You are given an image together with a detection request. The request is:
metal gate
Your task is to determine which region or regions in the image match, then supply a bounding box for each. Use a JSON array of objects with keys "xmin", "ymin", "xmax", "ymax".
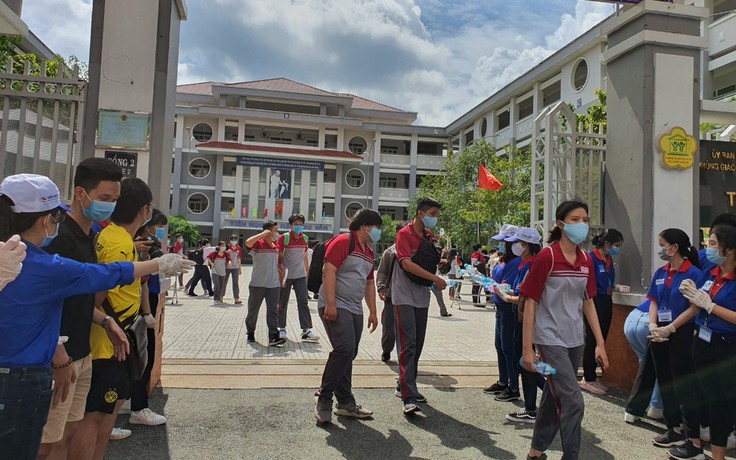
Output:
[
  {"xmin": 531, "ymin": 101, "xmax": 606, "ymax": 235},
  {"xmin": 0, "ymin": 58, "xmax": 85, "ymax": 199}
]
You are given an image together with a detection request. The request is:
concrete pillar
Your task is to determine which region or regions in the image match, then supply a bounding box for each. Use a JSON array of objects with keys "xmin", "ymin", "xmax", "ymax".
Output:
[
  {"xmin": 371, "ymin": 131, "xmax": 381, "ymax": 210},
  {"xmin": 300, "ymin": 170, "xmax": 310, "ymax": 215},
  {"xmin": 316, "ymin": 170, "xmax": 324, "ymax": 222},
  {"xmin": 248, "ymin": 166, "xmax": 259, "ymax": 218},
  {"xmin": 409, "ymin": 134, "xmax": 418, "ymax": 198},
  {"xmin": 212, "ymin": 155, "xmax": 224, "ymax": 238},
  {"xmin": 603, "ymin": 0, "xmax": 707, "ymax": 291},
  {"xmin": 334, "ymin": 163, "xmax": 343, "ymax": 235},
  {"xmin": 234, "ymin": 165, "xmax": 243, "ymax": 217}
]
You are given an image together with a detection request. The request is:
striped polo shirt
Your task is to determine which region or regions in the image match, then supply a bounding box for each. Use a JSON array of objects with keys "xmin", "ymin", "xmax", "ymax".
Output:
[
  {"xmin": 391, "ymin": 222, "xmax": 432, "ymax": 309},
  {"xmin": 520, "ymin": 242, "xmax": 596, "ymax": 348},
  {"xmin": 247, "ymin": 238, "xmax": 280, "ymax": 288},
  {"xmin": 318, "ymin": 231, "xmax": 374, "ymax": 315},
  {"xmin": 278, "ymin": 231, "xmax": 308, "ymax": 279}
]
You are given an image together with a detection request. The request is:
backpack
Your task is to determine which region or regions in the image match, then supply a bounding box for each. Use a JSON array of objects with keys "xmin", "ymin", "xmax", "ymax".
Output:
[
  {"xmin": 403, "ymin": 232, "xmax": 441, "ymax": 286},
  {"xmin": 307, "ymin": 233, "xmax": 355, "ymax": 294},
  {"xmin": 283, "ymin": 232, "xmax": 308, "ymax": 248},
  {"xmin": 437, "ymin": 258, "xmax": 451, "ymax": 275}
]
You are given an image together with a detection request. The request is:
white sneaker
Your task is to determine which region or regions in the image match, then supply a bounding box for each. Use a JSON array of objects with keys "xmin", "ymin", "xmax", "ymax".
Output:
[
  {"xmin": 701, "ymin": 426, "xmax": 711, "ymax": 443},
  {"xmin": 646, "ymin": 406, "xmax": 663, "ymax": 420},
  {"xmin": 727, "ymin": 432, "xmax": 736, "ymax": 449},
  {"xmin": 301, "ymin": 329, "xmax": 319, "ymax": 342},
  {"xmin": 110, "ymin": 427, "xmax": 132, "ymax": 440},
  {"xmin": 119, "ymin": 399, "xmax": 131, "ymax": 415},
  {"xmin": 129, "ymin": 408, "xmax": 167, "ymax": 426},
  {"xmin": 624, "ymin": 412, "xmax": 638, "ymax": 424},
  {"xmin": 279, "ymin": 329, "xmax": 287, "ymax": 339}
]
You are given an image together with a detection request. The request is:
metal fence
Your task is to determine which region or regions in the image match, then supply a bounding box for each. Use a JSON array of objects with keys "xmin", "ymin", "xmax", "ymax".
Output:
[{"xmin": 0, "ymin": 58, "xmax": 85, "ymax": 199}]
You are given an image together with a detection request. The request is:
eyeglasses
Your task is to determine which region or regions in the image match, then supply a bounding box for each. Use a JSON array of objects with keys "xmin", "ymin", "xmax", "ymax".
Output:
[{"xmin": 49, "ymin": 208, "xmax": 67, "ymax": 224}]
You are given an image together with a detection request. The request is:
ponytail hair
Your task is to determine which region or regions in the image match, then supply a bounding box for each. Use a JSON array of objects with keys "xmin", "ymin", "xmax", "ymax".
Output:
[
  {"xmin": 592, "ymin": 229, "xmax": 624, "ymax": 248},
  {"xmin": 547, "ymin": 199, "xmax": 589, "ymax": 244},
  {"xmin": 659, "ymin": 228, "xmax": 700, "ymax": 269}
]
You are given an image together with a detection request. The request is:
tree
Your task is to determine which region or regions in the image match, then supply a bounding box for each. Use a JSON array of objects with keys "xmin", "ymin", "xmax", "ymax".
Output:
[
  {"xmin": 168, "ymin": 215, "xmax": 201, "ymax": 246},
  {"xmin": 413, "ymin": 140, "xmax": 532, "ymax": 252},
  {"xmin": 379, "ymin": 213, "xmax": 399, "ymax": 245}
]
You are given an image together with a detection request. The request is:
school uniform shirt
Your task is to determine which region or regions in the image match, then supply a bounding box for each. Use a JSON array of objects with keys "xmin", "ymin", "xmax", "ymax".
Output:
[
  {"xmin": 513, "ymin": 256, "xmax": 535, "ymax": 297},
  {"xmin": 391, "ymin": 222, "xmax": 433, "ymax": 309},
  {"xmin": 695, "ymin": 266, "xmax": 736, "ymax": 334},
  {"xmin": 520, "ymin": 242, "xmax": 597, "ymax": 348},
  {"xmin": 646, "ymin": 260, "xmax": 702, "ymax": 323},
  {"xmin": 247, "ymin": 239, "xmax": 280, "ymax": 288},
  {"xmin": 90, "ymin": 223, "xmax": 141, "ymax": 361},
  {"xmin": 207, "ymin": 251, "xmax": 229, "ymax": 278},
  {"xmin": 227, "ymin": 243, "xmax": 243, "ymax": 269},
  {"xmin": 318, "ymin": 231, "xmax": 374, "ymax": 315},
  {"xmin": 173, "ymin": 241, "xmax": 184, "ymax": 256},
  {"xmin": 590, "ymin": 248, "xmax": 615, "ymax": 297},
  {"xmin": 0, "ymin": 242, "xmax": 134, "ymax": 367},
  {"xmin": 493, "ymin": 256, "xmax": 522, "ymax": 304},
  {"xmin": 278, "ymin": 231, "xmax": 308, "ymax": 279}
]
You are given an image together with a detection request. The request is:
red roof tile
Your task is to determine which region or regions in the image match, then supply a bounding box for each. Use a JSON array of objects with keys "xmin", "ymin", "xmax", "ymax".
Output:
[
  {"xmin": 339, "ymin": 93, "xmax": 403, "ymax": 112},
  {"xmin": 195, "ymin": 141, "xmax": 363, "ymax": 161},
  {"xmin": 177, "ymin": 81, "xmax": 222, "ymax": 95},
  {"xmin": 225, "ymin": 78, "xmax": 337, "ymax": 97}
]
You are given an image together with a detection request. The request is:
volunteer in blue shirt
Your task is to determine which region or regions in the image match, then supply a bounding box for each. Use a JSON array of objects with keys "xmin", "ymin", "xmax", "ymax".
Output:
[
  {"xmin": 484, "ymin": 224, "xmax": 522, "ymax": 401},
  {"xmin": 580, "ymin": 229, "xmax": 629, "ymax": 395},
  {"xmin": 699, "ymin": 213, "xmax": 736, "ymax": 273},
  {"xmin": 673, "ymin": 225, "xmax": 736, "ymax": 460},
  {"xmin": 644, "ymin": 229, "xmax": 703, "ymax": 456},
  {"xmin": 0, "ymin": 174, "xmax": 193, "ymax": 460}
]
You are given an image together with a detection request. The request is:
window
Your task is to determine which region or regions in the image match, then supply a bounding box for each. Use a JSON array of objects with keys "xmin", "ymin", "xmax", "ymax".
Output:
[
  {"xmin": 223, "ymin": 161, "xmax": 236, "ymax": 177},
  {"xmin": 380, "ymin": 145, "xmax": 399, "ymax": 155},
  {"xmin": 187, "ymin": 193, "xmax": 209, "ymax": 214},
  {"xmin": 497, "ymin": 109, "xmax": 510, "ymax": 130},
  {"xmin": 464, "ymin": 131, "xmax": 474, "ymax": 147},
  {"xmin": 480, "ymin": 118, "xmax": 488, "ymax": 137},
  {"xmin": 348, "ymin": 136, "xmax": 367, "ymax": 155},
  {"xmin": 345, "ymin": 201, "xmax": 364, "ymax": 219},
  {"xmin": 543, "ymin": 81, "xmax": 561, "ymax": 106},
  {"xmin": 518, "ymin": 96, "xmax": 534, "ymax": 119},
  {"xmin": 221, "ymin": 197, "xmax": 235, "ymax": 212},
  {"xmin": 188, "ymin": 158, "xmax": 211, "ymax": 179},
  {"xmin": 572, "ymin": 58, "xmax": 588, "ymax": 92},
  {"xmin": 378, "ymin": 207, "xmax": 397, "ymax": 220},
  {"xmin": 345, "ymin": 168, "xmax": 365, "ymax": 189},
  {"xmin": 324, "ymin": 134, "xmax": 338, "ymax": 149},
  {"xmin": 224, "ymin": 121, "xmax": 239, "ymax": 141},
  {"xmin": 324, "ymin": 168, "xmax": 336, "ymax": 182},
  {"xmin": 192, "ymin": 123, "xmax": 213, "ymax": 142},
  {"xmin": 379, "ymin": 175, "xmax": 398, "ymax": 188}
]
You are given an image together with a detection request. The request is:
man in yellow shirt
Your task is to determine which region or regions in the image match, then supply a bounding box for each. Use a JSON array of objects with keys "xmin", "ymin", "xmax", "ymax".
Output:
[{"xmin": 72, "ymin": 178, "xmax": 153, "ymax": 460}]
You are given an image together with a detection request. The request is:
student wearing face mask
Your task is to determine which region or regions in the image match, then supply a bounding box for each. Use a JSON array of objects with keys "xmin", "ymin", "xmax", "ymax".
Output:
[
  {"xmin": 173, "ymin": 233, "xmax": 186, "ymax": 289},
  {"xmin": 642, "ymin": 229, "xmax": 703, "ymax": 456},
  {"xmin": 662, "ymin": 225, "xmax": 736, "ymax": 460},
  {"xmin": 699, "ymin": 214, "xmax": 736, "ymax": 273},
  {"xmin": 244, "ymin": 221, "xmax": 284, "ymax": 347},
  {"xmin": 208, "ymin": 241, "xmax": 230, "ymax": 305},
  {"xmin": 521, "ymin": 200, "xmax": 608, "ymax": 460},
  {"xmin": 226, "ymin": 234, "xmax": 243, "ymax": 304},
  {"xmin": 496, "ymin": 227, "xmax": 546, "ymax": 423},
  {"xmin": 580, "ymin": 229, "xmax": 629, "ymax": 395},
  {"xmin": 0, "ymin": 174, "xmax": 193, "ymax": 460}
]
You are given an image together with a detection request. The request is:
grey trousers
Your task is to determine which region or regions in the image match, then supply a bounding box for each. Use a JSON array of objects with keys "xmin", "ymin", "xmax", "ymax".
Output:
[
  {"xmin": 395, "ymin": 304, "xmax": 429, "ymax": 402},
  {"xmin": 212, "ymin": 274, "xmax": 228, "ymax": 300},
  {"xmin": 381, "ymin": 299, "xmax": 395, "ymax": 357},
  {"xmin": 226, "ymin": 268, "xmax": 240, "ymax": 299},
  {"xmin": 278, "ymin": 277, "xmax": 312, "ymax": 330},
  {"xmin": 531, "ymin": 344, "xmax": 585, "ymax": 460},
  {"xmin": 318, "ymin": 308, "xmax": 362, "ymax": 405},
  {"xmin": 432, "ymin": 287, "xmax": 449, "ymax": 315},
  {"xmin": 245, "ymin": 286, "xmax": 280, "ymax": 338}
]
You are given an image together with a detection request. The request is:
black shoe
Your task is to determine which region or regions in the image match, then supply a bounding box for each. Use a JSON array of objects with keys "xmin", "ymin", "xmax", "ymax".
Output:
[
  {"xmin": 483, "ymin": 382, "xmax": 508, "ymax": 395},
  {"xmin": 494, "ymin": 389, "xmax": 521, "ymax": 402},
  {"xmin": 652, "ymin": 429, "xmax": 686, "ymax": 448},
  {"xmin": 667, "ymin": 440, "xmax": 704, "ymax": 460},
  {"xmin": 440, "ymin": 313, "xmax": 452, "ymax": 317},
  {"xmin": 268, "ymin": 336, "xmax": 286, "ymax": 347},
  {"xmin": 381, "ymin": 353, "xmax": 390, "ymax": 362},
  {"xmin": 187, "ymin": 292, "xmax": 197, "ymax": 297},
  {"xmin": 416, "ymin": 394, "xmax": 427, "ymax": 403},
  {"xmin": 247, "ymin": 332, "xmax": 256, "ymax": 343},
  {"xmin": 526, "ymin": 454, "xmax": 547, "ymax": 460}
]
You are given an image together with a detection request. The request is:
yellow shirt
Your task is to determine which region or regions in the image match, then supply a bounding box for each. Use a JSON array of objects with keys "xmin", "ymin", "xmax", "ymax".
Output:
[{"xmin": 90, "ymin": 223, "xmax": 140, "ymax": 360}]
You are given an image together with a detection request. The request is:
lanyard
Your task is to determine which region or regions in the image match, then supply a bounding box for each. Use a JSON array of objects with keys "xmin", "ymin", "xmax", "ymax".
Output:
[
  {"xmin": 709, "ymin": 276, "xmax": 729, "ymax": 299},
  {"xmin": 658, "ymin": 268, "xmax": 685, "ymax": 311}
]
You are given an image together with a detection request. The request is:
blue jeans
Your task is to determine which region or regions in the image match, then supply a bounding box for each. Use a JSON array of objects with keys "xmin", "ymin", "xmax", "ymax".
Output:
[
  {"xmin": 497, "ymin": 302, "xmax": 518, "ymax": 391},
  {"xmin": 623, "ymin": 309, "xmax": 662, "ymax": 409},
  {"xmin": 0, "ymin": 367, "xmax": 53, "ymax": 460}
]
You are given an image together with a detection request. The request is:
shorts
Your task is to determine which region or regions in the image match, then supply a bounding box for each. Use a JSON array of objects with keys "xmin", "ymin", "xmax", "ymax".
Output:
[
  {"xmin": 85, "ymin": 358, "xmax": 130, "ymax": 415},
  {"xmin": 41, "ymin": 354, "xmax": 93, "ymax": 444}
]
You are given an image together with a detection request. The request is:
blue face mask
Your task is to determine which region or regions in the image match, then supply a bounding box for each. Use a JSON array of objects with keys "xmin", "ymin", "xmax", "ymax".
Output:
[
  {"xmin": 609, "ymin": 246, "xmax": 620, "ymax": 256},
  {"xmin": 368, "ymin": 227, "xmax": 382, "ymax": 243},
  {"xmin": 562, "ymin": 222, "xmax": 589, "ymax": 245},
  {"xmin": 41, "ymin": 221, "xmax": 59, "ymax": 248},
  {"xmin": 155, "ymin": 227, "xmax": 166, "ymax": 240},
  {"xmin": 293, "ymin": 225, "xmax": 304, "ymax": 234},
  {"xmin": 81, "ymin": 192, "xmax": 116, "ymax": 223},
  {"xmin": 421, "ymin": 214, "xmax": 438, "ymax": 229},
  {"xmin": 498, "ymin": 245, "xmax": 506, "ymax": 254},
  {"xmin": 706, "ymin": 247, "xmax": 727, "ymax": 266}
]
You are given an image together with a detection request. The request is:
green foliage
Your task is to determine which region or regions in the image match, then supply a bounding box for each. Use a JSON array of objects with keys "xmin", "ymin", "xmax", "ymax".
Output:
[
  {"xmin": 0, "ymin": 34, "xmax": 21, "ymax": 68},
  {"xmin": 700, "ymin": 97, "xmax": 736, "ymax": 141},
  {"xmin": 568, "ymin": 88, "xmax": 607, "ymax": 133},
  {"xmin": 379, "ymin": 214, "xmax": 399, "ymax": 245},
  {"xmin": 168, "ymin": 216, "xmax": 201, "ymax": 246},
  {"xmin": 413, "ymin": 140, "xmax": 532, "ymax": 251}
]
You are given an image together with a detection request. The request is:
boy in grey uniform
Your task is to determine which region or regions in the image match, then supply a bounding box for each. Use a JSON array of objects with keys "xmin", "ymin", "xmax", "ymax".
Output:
[{"xmin": 245, "ymin": 221, "xmax": 285, "ymax": 347}]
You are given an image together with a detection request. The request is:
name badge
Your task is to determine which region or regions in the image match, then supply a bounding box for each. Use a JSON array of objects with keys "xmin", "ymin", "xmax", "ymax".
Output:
[
  {"xmin": 699, "ymin": 326, "xmax": 712, "ymax": 343},
  {"xmin": 658, "ymin": 310, "xmax": 673, "ymax": 323},
  {"xmin": 702, "ymin": 280, "xmax": 714, "ymax": 291},
  {"xmin": 599, "ymin": 266, "xmax": 605, "ymax": 273},
  {"xmin": 655, "ymin": 279, "xmax": 665, "ymax": 286}
]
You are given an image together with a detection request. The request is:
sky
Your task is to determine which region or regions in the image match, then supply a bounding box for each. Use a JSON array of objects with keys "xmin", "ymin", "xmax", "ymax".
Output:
[{"xmin": 23, "ymin": 0, "xmax": 615, "ymax": 126}]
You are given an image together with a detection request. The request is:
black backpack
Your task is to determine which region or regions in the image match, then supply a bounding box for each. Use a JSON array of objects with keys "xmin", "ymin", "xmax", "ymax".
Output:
[
  {"xmin": 307, "ymin": 233, "xmax": 355, "ymax": 294},
  {"xmin": 403, "ymin": 232, "xmax": 441, "ymax": 286}
]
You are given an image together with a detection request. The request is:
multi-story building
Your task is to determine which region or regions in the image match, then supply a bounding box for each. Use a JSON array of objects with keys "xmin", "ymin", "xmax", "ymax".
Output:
[{"xmin": 172, "ymin": 78, "xmax": 448, "ymax": 244}]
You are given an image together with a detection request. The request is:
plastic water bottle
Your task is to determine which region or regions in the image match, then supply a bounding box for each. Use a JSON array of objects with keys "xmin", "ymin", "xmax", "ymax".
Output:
[{"xmin": 520, "ymin": 358, "xmax": 557, "ymax": 375}]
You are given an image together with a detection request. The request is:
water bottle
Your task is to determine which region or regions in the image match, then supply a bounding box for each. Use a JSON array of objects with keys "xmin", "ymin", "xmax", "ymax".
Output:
[{"xmin": 520, "ymin": 358, "xmax": 557, "ymax": 375}]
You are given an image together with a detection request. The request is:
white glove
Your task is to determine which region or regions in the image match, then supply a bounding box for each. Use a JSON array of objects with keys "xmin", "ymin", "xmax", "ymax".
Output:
[
  {"xmin": 497, "ymin": 288, "xmax": 510, "ymax": 302},
  {"xmin": 144, "ymin": 314, "xmax": 156, "ymax": 329},
  {"xmin": 683, "ymin": 288, "xmax": 715, "ymax": 314},
  {"xmin": 648, "ymin": 323, "xmax": 676, "ymax": 342},
  {"xmin": 156, "ymin": 254, "xmax": 196, "ymax": 276},
  {"xmin": 678, "ymin": 279, "xmax": 698, "ymax": 295},
  {"xmin": 615, "ymin": 284, "xmax": 630, "ymax": 293},
  {"xmin": 0, "ymin": 235, "xmax": 27, "ymax": 291}
]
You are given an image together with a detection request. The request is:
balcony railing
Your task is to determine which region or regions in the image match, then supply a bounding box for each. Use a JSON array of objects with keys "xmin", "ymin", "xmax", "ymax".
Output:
[
  {"xmin": 381, "ymin": 154, "xmax": 411, "ymax": 166},
  {"xmin": 709, "ymin": 12, "xmax": 736, "ymax": 58},
  {"xmin": 323, "ymin": 182, "xmax": 336, "ymax": 197},
  {"xmin": 416, "ymin": 154, "xmax": 447, "ymax": 170},
  {"xmin": 378, "ymin": 188, "xmax": 409, "ymax": 200}
]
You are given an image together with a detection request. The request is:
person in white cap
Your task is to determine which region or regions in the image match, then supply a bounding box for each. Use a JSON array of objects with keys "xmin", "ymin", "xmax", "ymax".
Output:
[
  {"xmin": 0, "ymin": 174, "xmax": 194, "ymax": 460},
  {"xmin": 0, "ymin": 235, "xmax": 26, "ymax": 292}
]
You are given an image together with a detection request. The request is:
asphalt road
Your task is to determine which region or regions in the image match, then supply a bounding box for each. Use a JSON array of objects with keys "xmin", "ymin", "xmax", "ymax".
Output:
[{"xmin": 105, "ymin": 386, "xmax": 695, "ymax": 460}]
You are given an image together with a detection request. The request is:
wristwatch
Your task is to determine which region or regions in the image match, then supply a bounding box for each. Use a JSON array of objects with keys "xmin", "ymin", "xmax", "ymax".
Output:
[{"xmin": 101, "ymin": 315, "xmax": 112, "ymax": 328}]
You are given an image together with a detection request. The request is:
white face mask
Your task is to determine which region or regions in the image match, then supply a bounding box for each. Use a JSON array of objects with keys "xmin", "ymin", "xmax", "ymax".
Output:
[{"xmin": 511, "ymin": 242, "xmax": 525, "ymax": 257}]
